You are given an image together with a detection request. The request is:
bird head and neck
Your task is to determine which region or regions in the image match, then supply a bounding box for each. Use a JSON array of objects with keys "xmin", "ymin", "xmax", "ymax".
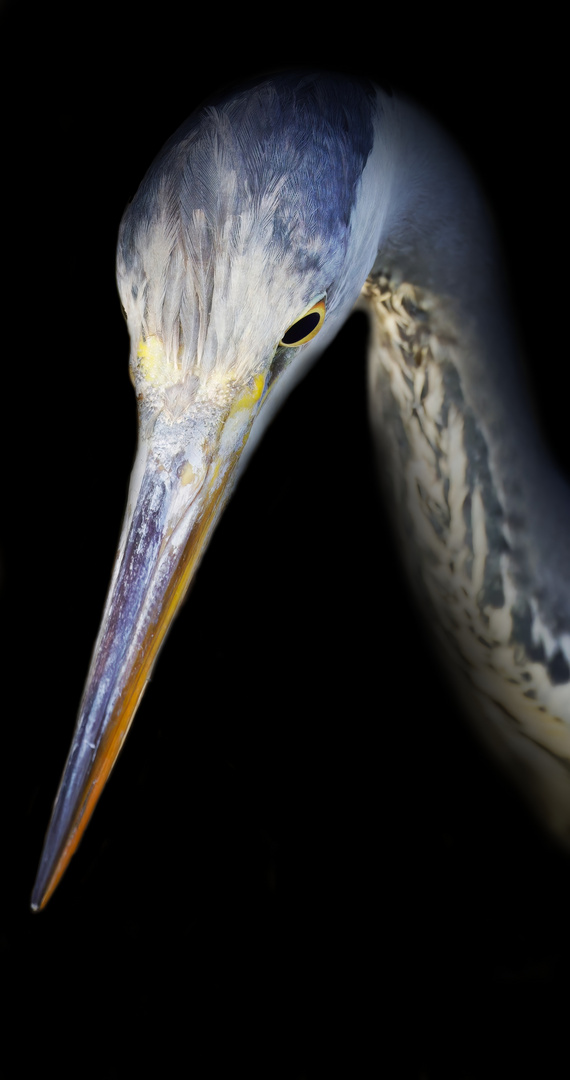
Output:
[{"xmin": 32, "ymin": 70, "xmax": 570, "ymax": 909}]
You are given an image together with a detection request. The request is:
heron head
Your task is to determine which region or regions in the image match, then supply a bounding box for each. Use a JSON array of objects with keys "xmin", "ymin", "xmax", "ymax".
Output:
[
  {"xmin": 32, "ymin": 71, "xmax": 382, "ymax": 908},
  {"xmin": 117, "ymin": 72, "xmax": 378, "ymax": 442}
]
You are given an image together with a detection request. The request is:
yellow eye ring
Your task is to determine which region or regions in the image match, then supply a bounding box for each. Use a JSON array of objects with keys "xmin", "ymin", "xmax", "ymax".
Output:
[{"xmin": 279, "ymin": 298, "xmax": 326, "ymax": 347}]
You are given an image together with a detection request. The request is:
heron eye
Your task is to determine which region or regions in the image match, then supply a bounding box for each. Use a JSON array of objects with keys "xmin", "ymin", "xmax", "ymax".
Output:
[{"xmin": 280, "ymin": 298, "xmax": 326, "ymax": 347}]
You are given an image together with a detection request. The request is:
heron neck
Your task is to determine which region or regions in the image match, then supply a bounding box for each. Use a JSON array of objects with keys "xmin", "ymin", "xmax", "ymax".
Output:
[{"xmin": 360, "ymin": 91, "xmax": 570, "ymax": 838}]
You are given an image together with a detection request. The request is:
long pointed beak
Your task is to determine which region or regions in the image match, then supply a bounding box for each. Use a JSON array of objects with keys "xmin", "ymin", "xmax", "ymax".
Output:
[{"xmin": 31, "ymin": 376, "xmax": 264, "ymax": 909}]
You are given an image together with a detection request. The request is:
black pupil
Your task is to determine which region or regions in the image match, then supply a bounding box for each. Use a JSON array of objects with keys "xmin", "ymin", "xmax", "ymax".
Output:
[{"xmin": 282, "ymin": 311, "xmax": 320, "ymax": 345}]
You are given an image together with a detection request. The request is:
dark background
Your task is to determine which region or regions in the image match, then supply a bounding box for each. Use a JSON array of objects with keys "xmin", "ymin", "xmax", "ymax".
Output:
[{"xmin": 2, "ymin": 4, "xmax": 569, "ymax": 1076}]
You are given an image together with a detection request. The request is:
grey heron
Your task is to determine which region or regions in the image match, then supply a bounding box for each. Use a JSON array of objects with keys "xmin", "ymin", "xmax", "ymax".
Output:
[{"xmin": 31, "ymin": 70, "xmax": 570, "ymax": 910}]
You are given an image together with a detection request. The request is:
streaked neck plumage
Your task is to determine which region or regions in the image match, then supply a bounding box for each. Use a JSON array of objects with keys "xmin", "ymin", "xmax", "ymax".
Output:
[{"xmin": 357, "ymin": 86, "xmax": 570, "ymax": 837}]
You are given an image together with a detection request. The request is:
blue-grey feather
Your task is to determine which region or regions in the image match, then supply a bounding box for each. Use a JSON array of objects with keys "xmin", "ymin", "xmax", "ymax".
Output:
[{"xmin": 118, "ymin": 72, "xmax": 376, "ymax": 311}]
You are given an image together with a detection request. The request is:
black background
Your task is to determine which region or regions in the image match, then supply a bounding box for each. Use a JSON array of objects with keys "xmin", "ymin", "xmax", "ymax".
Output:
[{"xmin": 2, "ymin": 5, "xmax": 570, "ymax": 1077}]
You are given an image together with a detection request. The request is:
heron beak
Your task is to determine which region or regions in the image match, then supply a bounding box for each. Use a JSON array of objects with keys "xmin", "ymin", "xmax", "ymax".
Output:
[{"xmin": 31, "ymin": 371, "xmax": 266, "ymax": 910}]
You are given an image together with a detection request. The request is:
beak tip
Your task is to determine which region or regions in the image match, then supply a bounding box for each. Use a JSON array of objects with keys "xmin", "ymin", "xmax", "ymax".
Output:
[
  {"xmin": 30, "ymin": 833, "xmax": 67, "ymax": 913},
  {"xmin": 30, "ymin": 884, "xmax": 45, "ymax": 913},
  {"xmin": 30, "ymin": 867, "xmax": 50, "ymax": 912}
]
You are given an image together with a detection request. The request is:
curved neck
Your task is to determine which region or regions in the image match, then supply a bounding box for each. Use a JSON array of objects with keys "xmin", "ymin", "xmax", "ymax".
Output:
[{"xmin": 362, "ymin": 90, "xmax": 570, "ymax": 841}]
